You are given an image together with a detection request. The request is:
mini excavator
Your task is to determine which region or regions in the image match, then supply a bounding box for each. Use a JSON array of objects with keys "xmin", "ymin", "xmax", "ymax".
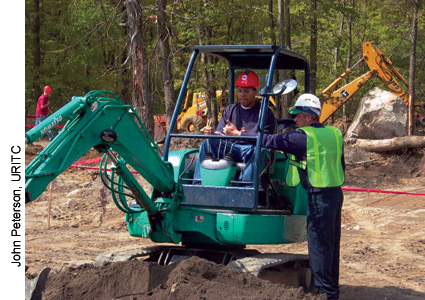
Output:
[{"xmin": 25, "ymin": 46, "xmax": 314, "ymax": 297}]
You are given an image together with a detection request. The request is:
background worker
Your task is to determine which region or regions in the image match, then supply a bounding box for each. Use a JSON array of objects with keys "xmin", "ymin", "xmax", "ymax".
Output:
[
  {"xmin": 224, "ymin": 93, "xmax": 345, "ymax": 300},
  {"xmin": 193, "ymin": 70, "xmax": 276, "ymax": 183},
  {"xmin": 35, "ymin": 85, "xmax": 54, "ymax": 141}
]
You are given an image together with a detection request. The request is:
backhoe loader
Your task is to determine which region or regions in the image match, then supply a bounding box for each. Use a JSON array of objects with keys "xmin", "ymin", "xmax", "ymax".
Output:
[
  {"xmin": 25, "ymin": 45, "xmax": 313, "ymax": 297},
  {"xmin": 320, "ymin": 41, "xmax": 424, "ymax": 123}
]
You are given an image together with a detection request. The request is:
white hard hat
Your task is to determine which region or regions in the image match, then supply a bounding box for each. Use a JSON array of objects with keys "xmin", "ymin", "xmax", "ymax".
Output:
[{"xmin": 288, "ymin": 93, "xmax": 321, "ymax": 116}]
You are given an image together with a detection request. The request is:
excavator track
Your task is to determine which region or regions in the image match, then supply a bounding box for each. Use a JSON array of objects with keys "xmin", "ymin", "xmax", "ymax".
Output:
[
  {"xmin": 228, "ymin": 253, "xmax": 312, "ymax": 288},
  {"xmin": 94, "ymin": 245, "xmax": 169, "ymax": 266}
]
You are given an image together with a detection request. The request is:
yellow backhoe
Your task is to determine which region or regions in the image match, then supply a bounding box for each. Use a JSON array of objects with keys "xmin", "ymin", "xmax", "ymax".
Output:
[{"xmin": 320, "ymin": 41, "xmax": 424, "ymax": 123}]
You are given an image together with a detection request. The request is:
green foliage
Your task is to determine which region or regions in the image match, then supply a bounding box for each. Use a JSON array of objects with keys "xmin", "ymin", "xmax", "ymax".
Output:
[
  {"xmin": 26, "ymin": 0, "xmax": 424, "ymax": 121},
  {"xmin": 26, "ymin": 0, "xmax": 128, "ymax": 111}
]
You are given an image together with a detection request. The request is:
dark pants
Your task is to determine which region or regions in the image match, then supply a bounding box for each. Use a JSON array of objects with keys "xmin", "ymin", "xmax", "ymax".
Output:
[{"xmin": 307, "ymin": 188, "xmax": 343, "ymax": 300}]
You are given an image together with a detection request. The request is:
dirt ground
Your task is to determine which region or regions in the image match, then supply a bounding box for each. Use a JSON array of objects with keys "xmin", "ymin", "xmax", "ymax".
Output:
[{"xmin": 25, "ymin": 140, "xmax": 425, "ymax": 300}]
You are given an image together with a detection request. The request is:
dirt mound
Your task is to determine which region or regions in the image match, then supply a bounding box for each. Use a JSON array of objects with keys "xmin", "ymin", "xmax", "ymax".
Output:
[
  {"xmin": 42, "ymin": 256, "xmax": 324, "ymax": 300},
  {"xmin": 344, "ymin": 149, "xmax": 425, "ymax": 188},
  {"xmin": 25, "ymin": 141, "xmax": 104, "ymax": 165}
]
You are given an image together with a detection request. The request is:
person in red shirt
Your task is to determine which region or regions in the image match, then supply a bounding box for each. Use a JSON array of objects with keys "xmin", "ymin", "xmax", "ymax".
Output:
[{"xmin": 35, "ymin": 85, "xmax": 54, "ymax": 141}]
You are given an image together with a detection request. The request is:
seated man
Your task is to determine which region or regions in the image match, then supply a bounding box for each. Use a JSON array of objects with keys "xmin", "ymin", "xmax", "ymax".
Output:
[{"xmin": 193, "ymin": 70, "xmax": 276, "ymax": 183}]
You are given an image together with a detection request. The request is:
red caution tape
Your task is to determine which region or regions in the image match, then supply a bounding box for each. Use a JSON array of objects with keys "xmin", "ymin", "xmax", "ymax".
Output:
[
  {"xmin": 68, "ymin": 158, "xmax": 425, "ymax": 197},
  {"xmin": 72, "ymin": 157, "xmax": 103, "ymax": 165},
  {"xmin": 70, "ymin": 165, "xmax": 99, "ymax": 171},
  {"xmin": 342, "ymin": 187, "xmax": 425, "ymax": 196}
]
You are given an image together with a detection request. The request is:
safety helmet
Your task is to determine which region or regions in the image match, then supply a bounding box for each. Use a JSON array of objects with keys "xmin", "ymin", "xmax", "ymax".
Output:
[
  {"xmin": 43, "ymin": 86, "xmax": 52, "ymax": 93},
  {"xmin": 289, "ymin": 93, "xmax": 321, "ymax": 116},
  {"xmin": 235, "ymin": 71, "xmax": 260, "ymax": 89}
]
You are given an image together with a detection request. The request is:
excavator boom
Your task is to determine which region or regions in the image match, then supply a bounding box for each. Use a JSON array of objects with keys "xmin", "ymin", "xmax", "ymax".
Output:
[{"xmin": 25, "ymin": 90, "xmax": 175, "ymax": 203}]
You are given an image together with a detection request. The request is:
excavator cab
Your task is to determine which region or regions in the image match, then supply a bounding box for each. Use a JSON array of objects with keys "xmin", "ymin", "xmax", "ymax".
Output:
[{"xmin": 161, "ymin": 45, "xmax": 311, "ymax": 213}]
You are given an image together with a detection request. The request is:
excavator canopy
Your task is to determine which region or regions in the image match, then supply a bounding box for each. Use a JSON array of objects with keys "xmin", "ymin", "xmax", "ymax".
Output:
[{"xmin": 194, "ymin": 45, "xmax": 310, "ymax": 71}]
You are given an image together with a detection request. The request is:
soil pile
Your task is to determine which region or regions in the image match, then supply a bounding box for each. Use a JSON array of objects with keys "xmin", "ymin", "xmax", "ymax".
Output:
[{"xmin": 42, "ymin": 256, "xmax": 325, "ymax": 300}]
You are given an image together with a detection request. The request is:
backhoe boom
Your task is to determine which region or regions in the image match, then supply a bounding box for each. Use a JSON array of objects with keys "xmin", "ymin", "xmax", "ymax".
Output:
[{"xmin": 320, "ymin": 42, "xmax": 410, "ymax": 123}]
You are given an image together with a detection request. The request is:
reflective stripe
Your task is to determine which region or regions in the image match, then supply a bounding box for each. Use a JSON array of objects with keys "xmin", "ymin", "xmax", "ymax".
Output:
[
  {"xmin": 286, "ymin": 155, "xmax": 301, "ymax": 186},
  {"xmin": 289, "ymin": 158, "xmax": 306, "ymax": 170}
]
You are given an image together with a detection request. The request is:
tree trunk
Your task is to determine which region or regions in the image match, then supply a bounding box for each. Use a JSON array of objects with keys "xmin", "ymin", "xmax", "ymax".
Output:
[
  {"xmin": 278, "ymin": 0, "xmax": 292, "ymax": 119},
  {"xmin": 268, "ymin": 0, "xmax": 276, "ymax": 46},
  {"xmin": 206, "ymin": 54, "xmax": 218, "ymax": 130},
  {"xmin": 156, "ymin": 0, "xmax": 175, "ymax": 131},
  {"xmin": 309, "ymin": 0, "xmax": 318, "ymax": 94},
  {"xmin": 278, "ymin": 0, "xmax": 284, "ymax": 47},
  {"xmin": 268, "ymin": 0, "xmax": 280, "ymax": 116},
  {"xmin": 346, "ymin": 136, "xmax": 425, "ymax": 152},
  {"xmin": 33, "ymin": 0, "xmax": 41, "ymax": 101},
  {"xmin": 408, "ymin": 0, "xmax": 419, "ymax": 136},
  {"xmin": 334, "ymin": 0, "xmax": 346, "ymax": 73},
  {"xmin": 284, "ymin": 0, "xmax": 291, "ymax": 50},
  {"xmin": 197, "ymin": 2, "xmax": 218, "ymax": 129},
  {"xmin": 343, "ymin": 0, "xmax": 353, "ymax": 120},
  {"xmin": 198, "ymin": 25, "xmax": 218, "ymax": 129},
  {"xmin": 276, "ymin": 0, "xmax": 284, "ymax": 118},
  {"xmin": 125, "ymin": 0, "xmax": 154, "ymax": 136}
]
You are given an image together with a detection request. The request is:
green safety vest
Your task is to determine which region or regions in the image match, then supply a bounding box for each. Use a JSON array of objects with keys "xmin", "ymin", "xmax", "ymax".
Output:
[{"xmin": 286, "ymin": 126, "xmax": 344, "ymax": 188}]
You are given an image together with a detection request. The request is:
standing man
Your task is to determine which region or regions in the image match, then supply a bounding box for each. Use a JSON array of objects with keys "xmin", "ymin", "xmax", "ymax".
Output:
[
  {"xmin": 193, "ymin": 70, "xmax": 276, "ymax": 183},
  {"xmin": 224, "ymin": 93, "xmax": 344, "ymax": 300},
  {"xmin": 35, "ymin": 85, "xmax": 54, "ymax": 141}
]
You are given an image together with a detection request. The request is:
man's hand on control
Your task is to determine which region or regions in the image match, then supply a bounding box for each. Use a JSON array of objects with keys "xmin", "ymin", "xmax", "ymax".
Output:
[
  {"xmin": 203, "ymin": 127, "xmax": 213, "ymax": 135},
  {"xmin": 223, "ymin": 120, "xmax": 245, "ymax": 136}
]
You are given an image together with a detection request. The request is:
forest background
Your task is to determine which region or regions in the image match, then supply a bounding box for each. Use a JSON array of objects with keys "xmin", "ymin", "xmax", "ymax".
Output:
[{"xmin": 25, "ymin": 0, "xmax": 424, "ymax": 134}]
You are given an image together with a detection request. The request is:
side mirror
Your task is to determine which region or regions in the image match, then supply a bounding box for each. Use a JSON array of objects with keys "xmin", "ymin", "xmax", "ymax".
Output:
[{"xmin": 272, "ymin": 79, "xmax": 298, "ymax": 96}]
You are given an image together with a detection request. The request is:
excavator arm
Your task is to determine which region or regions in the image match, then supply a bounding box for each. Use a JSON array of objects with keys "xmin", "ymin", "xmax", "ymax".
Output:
[
  {"xmin": 320, "ymin": 42, "xmax": 410, "ymax": 123},
  {"xmin": 25, "ymin": 90, "xmax": 182, "ymax": 242}
]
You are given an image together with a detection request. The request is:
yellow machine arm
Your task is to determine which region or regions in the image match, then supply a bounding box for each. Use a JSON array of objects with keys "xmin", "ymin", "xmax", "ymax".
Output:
[{"xmin": 320, "ymin": 42, "xmax": 410, "ymax": 123}]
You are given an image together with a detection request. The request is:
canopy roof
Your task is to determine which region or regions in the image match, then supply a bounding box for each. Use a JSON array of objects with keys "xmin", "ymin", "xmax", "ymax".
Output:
[{"xmin": 194, "ymin": 45, "xmax": 309, "ymax": 70}]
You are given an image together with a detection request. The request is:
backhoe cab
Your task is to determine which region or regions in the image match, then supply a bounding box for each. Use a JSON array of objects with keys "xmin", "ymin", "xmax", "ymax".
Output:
[{"xmin": 25, "ymin": 45, "xmax": 313, "ymax": 288}]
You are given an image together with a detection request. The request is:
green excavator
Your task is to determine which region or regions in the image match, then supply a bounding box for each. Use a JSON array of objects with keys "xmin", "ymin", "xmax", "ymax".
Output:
[{"xmin": 25, "ymin": 45, "xmax": 313, "ymax": 294}]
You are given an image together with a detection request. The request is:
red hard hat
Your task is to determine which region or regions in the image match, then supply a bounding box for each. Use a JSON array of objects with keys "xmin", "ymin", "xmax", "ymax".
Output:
[
  {"xmin": 43, "ymin": 86, "xmax": 52, "ymax": 93},
  {"xmin": 235, "ymin": 71, "xmax": 260, "ymax": 89}
]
